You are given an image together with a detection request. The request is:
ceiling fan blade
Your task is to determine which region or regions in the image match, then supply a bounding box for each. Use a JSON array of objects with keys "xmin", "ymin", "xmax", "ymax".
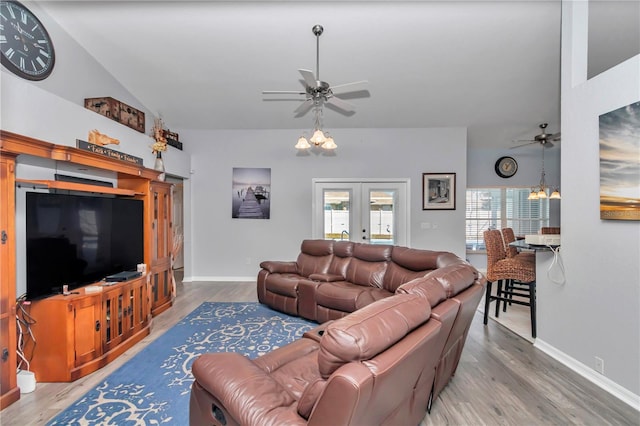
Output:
[
  {"xmin": 263, "ymin": 90, "xmax": 307, "ymax": 95},
  {"xmin": 294, "ymin": 99, "xmax": 314, "ymax": 115},
  {"xmin": 331, "ymin": 80, "xmax": 369, "ymax": 94},
  {"xmin": 510, "ymin": 141, "xmax": 539, "ymax": 149},
  {"xmin": 298, "ymin": 69, "xmax": 317, "ymax": 89},
  {"xmin": 549, "ymin": 132, "xmax": 561, "ymax": 141},
  {"xmin": 326, "ymin": 95, "xmax": 355, "ymax": 113}
]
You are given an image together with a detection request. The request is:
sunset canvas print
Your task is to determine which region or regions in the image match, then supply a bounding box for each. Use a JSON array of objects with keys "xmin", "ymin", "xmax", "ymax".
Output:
[{"xmin": 599, "ymin": 101, "xmax": 640, "ymax": 221}]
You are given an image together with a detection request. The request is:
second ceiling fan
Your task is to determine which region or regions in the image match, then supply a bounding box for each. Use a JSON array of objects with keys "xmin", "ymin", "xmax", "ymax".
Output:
[
  {"xmin": 262, "ymin": 24, "xmax": 369, "ymax": 116},
  {"xmin": 512, "ymin": 123, "xmax": 561, "ymax": 149}
]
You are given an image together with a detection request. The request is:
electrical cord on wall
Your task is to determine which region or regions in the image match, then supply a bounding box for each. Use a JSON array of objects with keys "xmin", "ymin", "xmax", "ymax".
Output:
[
  {"xmin": 547, "ymin": 245, "xmax": 566, "ymax": 285},
  {"xmin": 16, "ymin": 294, "xmax": 36, "ymax": 373}
]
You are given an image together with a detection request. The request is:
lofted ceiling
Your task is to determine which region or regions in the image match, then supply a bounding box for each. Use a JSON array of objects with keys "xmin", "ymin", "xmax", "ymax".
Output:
[{"xmin": 38, "ymin": 1, "xmax": 568, "ymax": 149}]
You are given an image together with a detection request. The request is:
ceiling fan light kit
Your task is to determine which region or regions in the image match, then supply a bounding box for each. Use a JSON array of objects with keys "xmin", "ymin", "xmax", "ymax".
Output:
[
  {"xmin": 511, "ymin": 123, "xmax": 562, "ymax": 201},
  {"xmin": 528, "ymin": 145, "xmax": 561, "ymax": 201},
  {"xmin": 262, "ymin": 24, "xmax": 368, "ymax": 152}
]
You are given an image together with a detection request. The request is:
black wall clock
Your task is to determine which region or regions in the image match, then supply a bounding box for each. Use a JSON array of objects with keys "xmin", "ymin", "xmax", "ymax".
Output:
[
  {"xmin": 0, "ymin": 1, "xmax": 55, "ymax": 80},
  {"xmin": 495, "ymin": 156, "xmax": 518, "ymax": 178}
]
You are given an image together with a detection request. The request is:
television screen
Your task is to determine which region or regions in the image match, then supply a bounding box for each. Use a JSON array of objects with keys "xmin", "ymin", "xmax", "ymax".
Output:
[{"xmin": 25, "ymin": 192, "xmax": 144, "ymax": 300}]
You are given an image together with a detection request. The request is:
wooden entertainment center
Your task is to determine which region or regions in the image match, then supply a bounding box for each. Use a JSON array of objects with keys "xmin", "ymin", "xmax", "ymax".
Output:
[{"xmin": 0, "ymin": 131, "xmax": 173, "ymax": 407}]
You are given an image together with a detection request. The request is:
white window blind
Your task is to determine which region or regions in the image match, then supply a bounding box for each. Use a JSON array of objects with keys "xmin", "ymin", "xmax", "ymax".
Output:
[{"xmin": 466, "ymin": 188, "xmax": 549, "ymax": 252}]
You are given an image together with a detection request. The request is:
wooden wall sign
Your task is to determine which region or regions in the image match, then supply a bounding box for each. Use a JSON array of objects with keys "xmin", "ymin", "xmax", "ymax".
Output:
[
  {"xmin": 77, "ymin": 139, "xmax": 143, "ymax": 165},
  {"xmin": 84, "ymin": 97, "xmax": 145, "ymax": 133},
  {"xmin": 162, "ymin": 129, "xmax": 182, "ymax": 150}
]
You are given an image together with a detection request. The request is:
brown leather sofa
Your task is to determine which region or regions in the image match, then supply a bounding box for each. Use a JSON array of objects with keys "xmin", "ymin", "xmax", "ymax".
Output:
[
  {"xmin": 191, "ymin": 286, "xmax": 446, "ymax": 425},
  {"xmin": 190, "ymin": 241, "xmax": 486, "ymax": 425},
  {"xmin": 258, "ymin": 239, "xmax": 468, "ymax": 322}
]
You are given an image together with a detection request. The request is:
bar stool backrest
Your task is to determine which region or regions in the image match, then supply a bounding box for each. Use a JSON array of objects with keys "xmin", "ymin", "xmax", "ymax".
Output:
[{"xmin": 501, "ymin": 228, "xmax": 519, "ymax": 258}]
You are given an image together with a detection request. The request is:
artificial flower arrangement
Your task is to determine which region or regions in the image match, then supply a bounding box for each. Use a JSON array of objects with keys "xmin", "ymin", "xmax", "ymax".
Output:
[{"xmin": 150, "ymin": 117, "xmax": 168, "ymax": 154}]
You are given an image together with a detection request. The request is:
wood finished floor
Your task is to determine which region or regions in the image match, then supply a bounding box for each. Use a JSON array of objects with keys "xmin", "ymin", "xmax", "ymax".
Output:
[{"xmin": 1, "ymin": 277, "xmax": 638, "ymax": 426}]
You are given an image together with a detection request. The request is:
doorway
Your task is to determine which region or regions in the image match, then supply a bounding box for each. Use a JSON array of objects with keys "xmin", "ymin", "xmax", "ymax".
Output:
[{"xmin": 312, "ymin": 179, "xmax": 409, "ymax": 246}]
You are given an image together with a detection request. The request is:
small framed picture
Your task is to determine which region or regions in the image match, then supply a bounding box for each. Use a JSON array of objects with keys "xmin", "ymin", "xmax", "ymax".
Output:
[{"xmin": 423, "ymin": 173, "xmax": 456, "ymax": 210}]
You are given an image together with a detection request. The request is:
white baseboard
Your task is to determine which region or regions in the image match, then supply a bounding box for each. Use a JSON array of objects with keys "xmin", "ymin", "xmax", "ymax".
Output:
[
  {"xmin": 182, "ymin": 276, "xmax": 255, "ymax": 283},
  {"xmin": 535, "ymin": 339, "xmax": 640, "ymax": 412}
]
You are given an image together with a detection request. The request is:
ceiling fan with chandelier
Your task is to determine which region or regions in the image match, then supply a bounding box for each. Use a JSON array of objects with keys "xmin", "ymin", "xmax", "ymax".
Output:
[
  {"xmin": 509, "ymin": 123, "xmax": 562, "ymax": 200},
  {"xmin": 511, "ymin": 123, "xmax": 561, "ymax": 149},
  {"xmin": 262, "ymin": 24, "xmax": 369, "ymax": 117}
]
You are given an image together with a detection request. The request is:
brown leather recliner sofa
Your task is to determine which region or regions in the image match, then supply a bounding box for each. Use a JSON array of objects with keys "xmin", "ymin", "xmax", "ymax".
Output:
[
  {"xmin": 189, "ymin": 240, "xmax": 486, "ymax": 425},
  {"xmin": 257, "ymin": 239, "xmax": 469, "ymax": 322}
]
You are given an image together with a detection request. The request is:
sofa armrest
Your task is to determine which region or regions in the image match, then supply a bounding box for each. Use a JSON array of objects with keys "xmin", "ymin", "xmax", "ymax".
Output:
[
  {"xmin": 298, "ymin": 279, "xmax": 322, "ymax": 321},
  {"xmin": 192, "ymin": 353, "xmax": 302, "ymax": 425},
  {"xmin": 308, "ymin": 273, "xmax": 345, "ymax": 282},
  {"xmin": 253, "ymin": 338, "xmax": 320, "ymax": 373},
  {"xmin": 302, "ymin": 321, "xmax": 335, "ymax": 342},
  {"xmin": 260, "ymin": 261, "xmax": 298, "ymax": 274}
]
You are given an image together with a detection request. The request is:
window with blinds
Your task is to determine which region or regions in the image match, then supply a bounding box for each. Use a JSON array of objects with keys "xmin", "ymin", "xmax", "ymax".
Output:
[{"xmin": 466, "ymin": 188, "xmax": 549, "ymax": 252}]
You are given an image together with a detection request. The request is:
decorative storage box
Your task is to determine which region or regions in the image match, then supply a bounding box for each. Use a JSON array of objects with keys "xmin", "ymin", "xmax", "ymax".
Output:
[{"xmin": 84, "ymin": 97, "xmax": 145, "ymax": 133}]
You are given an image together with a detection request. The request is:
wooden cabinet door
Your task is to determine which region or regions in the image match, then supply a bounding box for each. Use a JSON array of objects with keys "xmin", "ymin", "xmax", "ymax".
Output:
[
  {"xmin": 149, "ymin": 182, "xmax": 173, "ymax": 316},
  {"xmin": 151, "ymin": 182, "xmax": 172, "ymax": 264},
  {"xmin": 128, "ymin": 277, "xmax": 148, "ymax": 333},
  {"xmin": 102, "ymin": 286, "xmax": 126, "ymax": 353},
  {"xmin": 0, "ymin": 154, "xmax": 19, "ymax": 408},
  {"xmin": 73, "ymin": 297, "xmax": 102, "ymax": 367}
]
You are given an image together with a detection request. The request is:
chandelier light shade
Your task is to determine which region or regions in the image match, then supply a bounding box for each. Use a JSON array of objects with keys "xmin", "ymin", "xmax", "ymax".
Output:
[
  {"xmin": 295, "ymin": 135, "xmax": 311, "ymax": 149},
  {"xmin": 323, "ymin": 135, "xmax": 337, "ymax": 150},
  {"xmin": 528, "ymin": 147, "xmax": 560, "ymax": 200},
  {"xmin": 310, "ymin": 129, "xmax": 327, "ymax": 145},
  {"xmin": 295, "ymin": 105, "xmax": 337, "ymax": 151}
]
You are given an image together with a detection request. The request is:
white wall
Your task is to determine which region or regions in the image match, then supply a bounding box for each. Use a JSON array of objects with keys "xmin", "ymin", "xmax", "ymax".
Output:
[
  {"xmin": 537, "ymin": 0, "xmax": 640, "ymax": 405},
  {"xmin": 178, "ymin": 127, "xmax": 467, "ymax": 280}
]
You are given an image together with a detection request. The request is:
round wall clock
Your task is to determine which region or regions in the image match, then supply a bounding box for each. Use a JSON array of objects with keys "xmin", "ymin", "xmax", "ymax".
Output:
[
  {"xmin": 495, "ymin": 156, "xmax": 518, "ymax": 178},
  {"xmin": 0, "ymin": 1, "xmax": 55, "ymax": 81}
]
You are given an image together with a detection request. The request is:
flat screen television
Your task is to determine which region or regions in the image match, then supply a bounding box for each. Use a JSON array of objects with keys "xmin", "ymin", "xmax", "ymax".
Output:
[{"xmin": 25, "ymin": 192, "xmax": 144, "ymax": 300}]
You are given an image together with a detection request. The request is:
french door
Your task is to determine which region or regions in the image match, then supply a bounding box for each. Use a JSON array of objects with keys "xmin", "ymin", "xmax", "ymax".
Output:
[{"xmin": 312, "ymin": 179, "xmax": 409, "ymax": 246}]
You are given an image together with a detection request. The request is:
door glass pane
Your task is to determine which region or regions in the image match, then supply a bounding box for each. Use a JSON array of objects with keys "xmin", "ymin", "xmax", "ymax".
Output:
[
  {"xmin": 105, "ymin": 299, "xmax": 111, "ymax": 342},
  {"xmin": 368, "ymin": 190, "xmax": 395, "ymax": 245},
  {"xmin": 323, "ymin": 190, "xmax": 351, "ymax": 240}
]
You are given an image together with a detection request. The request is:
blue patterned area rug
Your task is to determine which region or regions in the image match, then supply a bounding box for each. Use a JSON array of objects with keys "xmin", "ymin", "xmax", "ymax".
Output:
[{"xmin": 47, "ymin": 302, "xmax": 315, "ymax": 425}]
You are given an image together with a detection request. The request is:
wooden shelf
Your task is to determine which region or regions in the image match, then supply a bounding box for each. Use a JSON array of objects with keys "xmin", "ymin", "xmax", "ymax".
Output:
[
  {"xmin": 15, "ymin": 179, "xmax": 144, "ymax": 196},
  {"xmin": 0, "ymin": 130, "xmax": 160, "ymax": 181}
]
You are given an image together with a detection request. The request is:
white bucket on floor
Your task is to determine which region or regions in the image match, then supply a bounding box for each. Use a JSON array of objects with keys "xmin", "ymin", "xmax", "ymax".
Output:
[{"xmin": 17, "ymin": 370, "xmax": 36, "ymax": 393}]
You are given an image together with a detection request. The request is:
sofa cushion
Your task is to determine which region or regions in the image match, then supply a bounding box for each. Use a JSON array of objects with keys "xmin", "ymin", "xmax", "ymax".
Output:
[
  {"xmin": 352, "ymin": 243, "xmax": 392, "ymax": 262},
  {"xmin": 300, "ymin": 239, "xmax": 334, "ymax": 256},
  {"xmin": 343, "ymin": 244, "xmax": 391, "ymax": 287},
  {"xmin": 325, "ymin": 241, "xmax": 353, "ymax": 278},
  {"xmin": 382, "ymin": 262, "xmax": 432, "ymax": 292},
  {"xmin": 390, "ymin": 246, "xmax": 442, "ymax": 271},
  {"xmin": 396, "ymin": 275, "xmax": 448, "ymax": 307},
  {"xmin": 333, "ymin": 240, "xmax": 354, "ymax": 257},
  {"xmin": 191, "ymin": 352, "xmax": 298, "ymax": 425},
  {"xmin": 296, "ymin": 240, "xmax": 334, "ymax": 277},
  {"xmin": 317, "ymin": 293, "xmax": 431, "ymax": 378},
  {"xmin": 423, "ymin": 263, "xmax": 478, "ymax": 297},
  {"xmin": 297, "ymin": 378, "xmax": 326, "ymax": 419},
  {"xmin": 315, "ymin": 281, "xmax": 392, "ymax": 312},
  {"xmin": 264, "ymin": 273, "xmax": 303, "ymax": 297}
]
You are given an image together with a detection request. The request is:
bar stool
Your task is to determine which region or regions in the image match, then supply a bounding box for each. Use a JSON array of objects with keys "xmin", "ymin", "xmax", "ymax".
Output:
[
  {"xmin": 500, "ymin": 227, "xmax": 535, "ymax": 312},
  {"xmin": 501, "ymin": 227, "xmax": 535, "ymax": 261},
  {"xmin": 483, "ymin": 229, "xmax": 537, "ymax": 338}
]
